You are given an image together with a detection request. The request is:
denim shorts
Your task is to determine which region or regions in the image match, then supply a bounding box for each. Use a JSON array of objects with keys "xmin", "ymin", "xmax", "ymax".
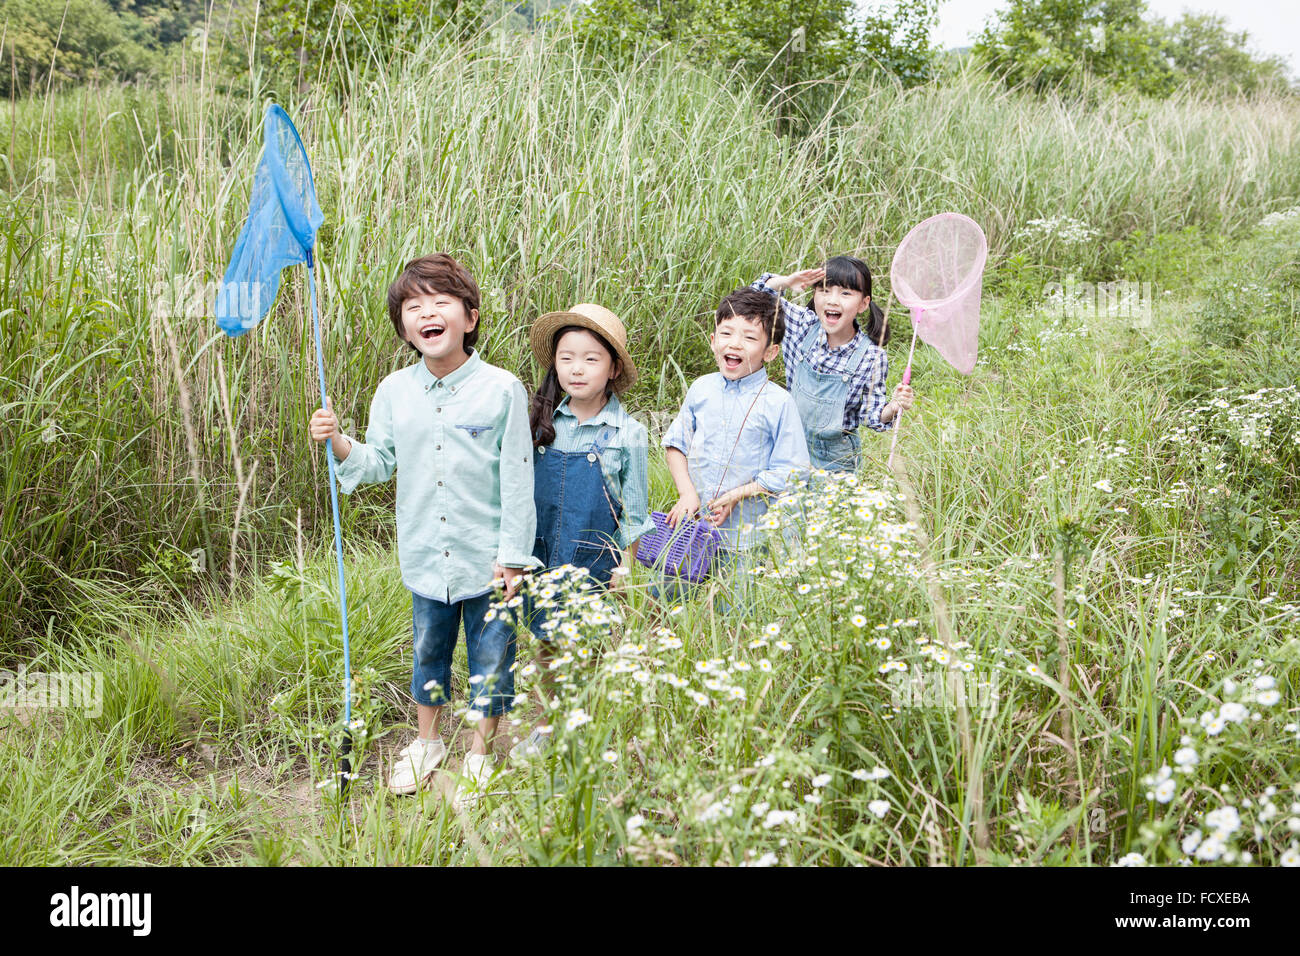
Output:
[{"xmin": 410, "ymin": 589, "xmax": 516, "ymax": 716}]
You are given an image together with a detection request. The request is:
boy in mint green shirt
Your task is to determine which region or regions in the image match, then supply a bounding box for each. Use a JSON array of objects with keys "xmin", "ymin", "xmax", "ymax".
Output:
[{"xmin": 310, "ymin": 253, "xmax": 539, "ymax": 800}]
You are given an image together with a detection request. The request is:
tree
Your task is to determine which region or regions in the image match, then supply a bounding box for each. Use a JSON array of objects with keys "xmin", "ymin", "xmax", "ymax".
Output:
[
  {"xmin": 973, "ymin": 0, "xmax": 1174, "ymax": 97},
  {"xmin": 1162, "ymin": 12, "xmax": 1291, "ymax": 96},
  {"xmin": 0, "ymin": 0, "xmax": 157, "ymax": 97},
  {"xmin": 246, "ymin": 0, "xmax": 494, "ymax": 92},
  {"xmin": 571, "ymin": 0, "xmax": 937, "ymax": 129},
  {"xmin": 858, "ymin": 0, "xmax": 939, "ymax": 87},
  {"xmin": 974, "ymin": 0, "xmax": 1294, "ymax": 99}
]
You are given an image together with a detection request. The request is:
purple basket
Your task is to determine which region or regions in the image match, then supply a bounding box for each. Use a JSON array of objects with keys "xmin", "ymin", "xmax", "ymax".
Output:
[{"xmin": 635, "ymin": 511, "xmax": 724, "ymax": 584}]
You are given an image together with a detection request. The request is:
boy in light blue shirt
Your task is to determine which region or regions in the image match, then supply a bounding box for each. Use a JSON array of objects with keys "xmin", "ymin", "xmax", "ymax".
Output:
[
  {"xmin": 661, "ymin": 287, "xmax": 810, "ymax": 606},
  {"xmin": 309, "ymin": 253, "xmax": 540, "ymax": 800}
]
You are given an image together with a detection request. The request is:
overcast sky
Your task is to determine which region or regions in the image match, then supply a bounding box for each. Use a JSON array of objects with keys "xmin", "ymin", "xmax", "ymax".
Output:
[{"xmin": 931, "ymin": 0, "xmax": 1299, "ymax": 73}]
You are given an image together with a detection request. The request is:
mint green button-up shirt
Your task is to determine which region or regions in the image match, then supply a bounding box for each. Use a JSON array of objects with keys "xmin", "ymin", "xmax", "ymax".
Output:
[
  {"xmin": 546, "ymin": 393, "xmax": 655, "ymax": 549},
  {"xmin": 335, "ymin": 350, "xmax": 541, "ymax": 603}
]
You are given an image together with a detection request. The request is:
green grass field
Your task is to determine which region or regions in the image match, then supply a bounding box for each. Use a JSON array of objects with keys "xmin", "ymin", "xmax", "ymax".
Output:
[{"xmin": 1, "ymin": 27, "xmax": 1297, "ymax": 866}]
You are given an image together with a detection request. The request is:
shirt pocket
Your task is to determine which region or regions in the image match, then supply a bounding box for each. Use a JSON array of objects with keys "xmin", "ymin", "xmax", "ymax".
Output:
[{"xmin": 455, "ymin": 424, "xmax": 496, "ymax": 440}]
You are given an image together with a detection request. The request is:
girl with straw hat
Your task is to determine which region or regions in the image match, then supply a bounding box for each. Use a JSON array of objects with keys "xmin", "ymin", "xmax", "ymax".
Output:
[{"xmin": 509, "ymin": 304, "xmax": 653, "ymax": 763}]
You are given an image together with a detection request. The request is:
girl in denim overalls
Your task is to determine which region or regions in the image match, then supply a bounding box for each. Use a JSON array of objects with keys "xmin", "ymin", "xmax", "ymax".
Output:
[
  {"xmin": 510, "ymin": 305, "xmax": 653, "ymax": 762},
  {"xmin": 752, "ymin": 257, "xmax": 914, "ymax": 473}
]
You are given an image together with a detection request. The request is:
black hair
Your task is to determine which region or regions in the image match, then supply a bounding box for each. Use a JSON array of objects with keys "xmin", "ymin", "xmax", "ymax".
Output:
[
  {"xmin": 529, "ymin": 325, "xmax": 622, "ymax": 447},
  {"xmin": 813, "ymin": 255, "xmax": 889, "ymax": 346},
  {"xmin": 715, "ymin": 287, "xmax": 785, "ymax": 348}
]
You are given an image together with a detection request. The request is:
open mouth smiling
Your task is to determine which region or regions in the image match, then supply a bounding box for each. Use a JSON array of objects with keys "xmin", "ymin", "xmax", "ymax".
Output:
[
  {"xmin": 723, "ymin": 352, "xmax": 744, "ymax": 370},
  {"xmin": 418, "ymin": 322, "xmax": 446, "ymax": 340}
]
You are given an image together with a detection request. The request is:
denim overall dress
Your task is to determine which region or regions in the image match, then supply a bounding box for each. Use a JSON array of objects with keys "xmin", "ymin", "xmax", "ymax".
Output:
[
  {"xmin": 789, "ymin": 323, "xmax": 874, "ymax": 473},
  {"xmin": 526, "ymin": 426, "xmax": 622, "ymax": 639}
]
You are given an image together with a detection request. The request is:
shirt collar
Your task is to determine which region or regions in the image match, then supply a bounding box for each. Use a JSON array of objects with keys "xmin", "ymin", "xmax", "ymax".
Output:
[
  {"xmin": 722, "ymin": 366, "xmax": 769, "ymax": 392},
  {"xmin": 416, "ymin": 348, "xmax": 481, "ymax": 391},
  {"xmin": 555, "ymin": 392, "xmax": 622, "ymax": 427},
  {"xmin": 817, "ymin": 327, "xmax": 865, "ymax": 352}
]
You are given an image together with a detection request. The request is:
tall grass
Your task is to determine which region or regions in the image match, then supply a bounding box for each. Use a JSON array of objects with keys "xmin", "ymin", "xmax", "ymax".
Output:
[
  {"xmin": 2, "ymin": 25, "xmax": 1299, "ymax": 655},
  {"xmin": 4, "ymin": 271, "xmax": 1295, "ymax": 864}
]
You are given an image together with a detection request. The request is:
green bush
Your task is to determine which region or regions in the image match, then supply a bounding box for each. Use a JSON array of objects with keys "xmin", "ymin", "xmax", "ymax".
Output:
[
  {"xmin": 0, "ymin": 0, "xmax": 157, "ymax": 96},
  {"xmin": 974, "ymin": 0, "xmax": 1294, "ymax": 99}
]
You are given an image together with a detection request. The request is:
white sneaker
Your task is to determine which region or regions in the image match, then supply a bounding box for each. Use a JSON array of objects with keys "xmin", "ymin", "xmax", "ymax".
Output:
[
  {"xmin": 452, "ymin": 752, "xmax": 496, "ymax": 810},
  {"xmin": 387, "ymin": 736, "xmax": 447, "ymax": 794},
  {"xmin": 509, "ymin": 728, "xmax": 552, "ymax": 764}
]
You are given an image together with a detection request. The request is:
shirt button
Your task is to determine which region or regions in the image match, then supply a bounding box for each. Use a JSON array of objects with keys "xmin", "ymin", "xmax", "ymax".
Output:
[
  {"xmin": 437, "ymin": 481, "xmax": 443, "ymax": 486},
  {"xmin": 436, "ymin": 407, "xmax": 441, "ymax": 413},
  {"xmin": 587, "ymin": 453, "xmax": 597, "ymax": 463},
  {"xmin": 440, "ymin": 516, "xmax": 446, "ymax": 522},
  {"xmin": 436, "ymin": 444, "xmax": 441, "ymax": 450},
  {"xmin": 444, "ymin": 551, "xmax": 450, "ymax": 557},
  {"xmin": 538, "ymin": 447, "xmax": 545, "ymax": 455}
]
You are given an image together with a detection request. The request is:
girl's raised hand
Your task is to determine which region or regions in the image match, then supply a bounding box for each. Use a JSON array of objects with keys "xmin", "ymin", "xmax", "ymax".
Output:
[
  {"xmin": 772, "ymin": 267, "xmax": 825, "ymax": 294},
  {"xmin": 309, "ymin": 397, "xmax": 339, "ymax": 443}
]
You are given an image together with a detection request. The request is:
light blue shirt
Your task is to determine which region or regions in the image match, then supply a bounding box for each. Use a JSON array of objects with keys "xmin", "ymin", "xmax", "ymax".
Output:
[
  {"xmin": 335, "ymin": 350, "xmax": 541, "ymax": 603},
  {"xmin": 662, "ymin": 367, "xmax": 810, "ymax": 551},
  {"xmin": 544, "ymin": 393, "xmax": 655, "ymax": 549}
]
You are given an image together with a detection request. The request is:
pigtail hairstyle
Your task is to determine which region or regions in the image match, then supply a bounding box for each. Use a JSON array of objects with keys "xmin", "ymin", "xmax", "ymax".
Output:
[
  {"xmin": 530, "ymin": 366, "xmax": 563, "ymax": 448},
  {"xmin": 863, "ymin": 298, "xmax": 888, "ymax": 347},
  {"xmin": 529, "ymin": 324, "xmax": 623, "ymax": 448}
]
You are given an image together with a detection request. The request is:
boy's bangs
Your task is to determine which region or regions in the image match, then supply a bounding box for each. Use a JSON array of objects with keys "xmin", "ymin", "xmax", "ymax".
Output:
[
  {"xmin": 393, "ymin": 274, "xmax": 450, "ymax": 304},
  {"xmin": 817, "ymin": 257, "xmax": 870, "ymax": 295}
]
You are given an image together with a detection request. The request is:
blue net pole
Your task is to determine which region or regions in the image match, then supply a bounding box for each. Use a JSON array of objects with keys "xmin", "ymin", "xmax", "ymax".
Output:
[{"xmin": 306, "ymin": 250, "xmax": 353, "ymax": 786}]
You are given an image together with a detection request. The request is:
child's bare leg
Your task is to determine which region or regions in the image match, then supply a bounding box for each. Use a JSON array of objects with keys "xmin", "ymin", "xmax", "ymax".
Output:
[
  {"xmin": 470, "ymin": 716, "xmax": 499, "ymax": 756},
  {"xmin": 418, "ymin": 703, "xmax": 442, "ymax": 740}
]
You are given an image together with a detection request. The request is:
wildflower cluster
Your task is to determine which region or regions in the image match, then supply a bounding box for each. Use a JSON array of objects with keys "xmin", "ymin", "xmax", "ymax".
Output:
[
  {"xmin": 1016, "ymin": 216, "xmax": 1100, "ymax": 246},
  {"xmin": 605, "ymin": 472, "xmax": 932, "ymax": 864},
  {"xmin": 768, "ymin": 471, "xmax": 922, "ymax": 588},
  {"xmin": 1120, "ymin": 663, "xmax": 1298, "ymax": 866},
  {"xmin": 660, "ymin": 747, "xmax": 900, "ymax": 866},
  {"xmin": 489, "ymin": 563, "xmax": 624, "ymax": 726},
  {"xmin": 1165, "ymin": 385, "xmax": 1300, "ymax": 477},
  {"xmin": 1257, "ymin": 205, "xmax": 1300, "ymax": 230}
]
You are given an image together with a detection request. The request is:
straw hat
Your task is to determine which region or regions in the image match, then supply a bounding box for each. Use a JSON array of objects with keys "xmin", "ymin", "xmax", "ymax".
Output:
[{"xmin": 530, "ymin": 304, "xmax": 638, "ymax": 393}]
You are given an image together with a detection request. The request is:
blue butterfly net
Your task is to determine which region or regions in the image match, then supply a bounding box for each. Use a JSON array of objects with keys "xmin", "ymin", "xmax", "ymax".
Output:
[{"xmin": 215, "ymin": 105, "xmax": 324, "ymax": 337}]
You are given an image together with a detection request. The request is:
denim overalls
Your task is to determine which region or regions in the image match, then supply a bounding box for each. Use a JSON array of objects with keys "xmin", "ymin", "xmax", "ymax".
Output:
[
  {"xmin": 789, "ymin": 322, "xmax": 874, "ymax": 473},
  {"xmin": 525, "ymin": 426, "xmax": 622, "ymax": 639}
]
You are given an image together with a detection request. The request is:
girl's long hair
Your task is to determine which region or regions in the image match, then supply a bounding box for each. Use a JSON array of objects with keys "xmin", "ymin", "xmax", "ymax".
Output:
[
  {"xmin": 529, "ymin": 325, "xmax": 622, "ymax": 447},
  {"xmin": 819, "ymin": 255, "xmax": 888, "ymax": 346}
]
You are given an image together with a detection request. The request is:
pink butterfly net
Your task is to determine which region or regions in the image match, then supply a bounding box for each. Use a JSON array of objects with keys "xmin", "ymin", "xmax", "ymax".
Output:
[{"xmin": 890, "ymin": 212, "xmax": 987, "ymax": 376}]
